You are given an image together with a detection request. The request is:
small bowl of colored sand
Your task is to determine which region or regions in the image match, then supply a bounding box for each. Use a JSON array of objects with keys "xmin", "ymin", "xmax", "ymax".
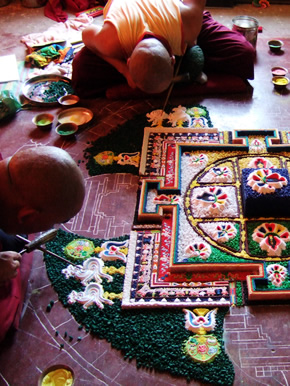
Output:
[
  {"xmin": 38, "ymin": 364, "xmax": 74, "ymax": 386},
  {"xmin": 55, "ymin": 122, "xmax": 78, "ymax": 138},
  {"xmin": 268, "ymin": 39, "xmax": 284, "ymax": 53},
  {"xmin": 271, "ymin": 66, "xmax": 288, "ymax": 77},
  {"xmin": 32, "ymin": 113, "xmax": 54, "ymax": 130},
  {"xmin": 58, "ymin": 94, "xmax": 80, "ymax": 106},
  {"xmin": 272, "ymin": 76, "xmax": 289, "ymax": 89}
]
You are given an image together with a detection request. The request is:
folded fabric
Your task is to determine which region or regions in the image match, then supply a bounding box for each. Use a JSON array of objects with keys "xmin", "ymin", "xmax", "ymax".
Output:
[
  {"xmin": 26, "ymin": 44, "xmax": 61, "ymax": 67},
  {"xmin": 20, "ymin": 14, "xmax": 93, "ymax": 51},
  {"xmin": 25, "ymin": 44, "xmax": 72, "ymax": 67},
  {"xmin": 54, "ymin": 46, "xmax": 73, "ymax": 63},
  {"xmin": 28, "ymin": 61, "xmax": 72, "ymax": 79}
]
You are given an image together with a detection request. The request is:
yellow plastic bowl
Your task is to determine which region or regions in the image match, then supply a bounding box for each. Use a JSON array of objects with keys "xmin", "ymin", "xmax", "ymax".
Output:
[
  {"xmin": 38, "ymin": 364, "xmax": 74, "ymax": 386},
  {"xmin": 272, "ymin": 76, "xmax": 289, "ymax": 89}
]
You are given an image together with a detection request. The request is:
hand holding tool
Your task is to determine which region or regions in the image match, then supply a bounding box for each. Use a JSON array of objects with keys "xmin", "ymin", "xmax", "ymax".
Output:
[
  {"xmin": 18, "ymin": 229, "xmax": 58, "ymax": 254},
  {"xmin": 16, "ymin": 229, "xmax": 77, "ymax": 266}
]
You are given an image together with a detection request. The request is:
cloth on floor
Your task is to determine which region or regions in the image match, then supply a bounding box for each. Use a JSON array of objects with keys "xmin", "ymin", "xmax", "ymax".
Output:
[
  {"xmin": 26, "ymin": 46, "xmax": 75, "ymax": 78},
  {"xmin": 20, "ymin": 14, "xmax": 93, "ymax": 52},
  {"xmin": 28, "ymin": 61, "xmax": 73, "ymax": 79},
  {"xmin": 0, "ymin": 91, "xmax": 22, "ymax": 121},
  {"xmin": 55, "ymin": 46, "xmax": 74, "ymax": 64},
  {"xmin": 105, "ymin": 73, "xmax": 250, "ymax": 100},
  {"xmin": 44, "ymin": 0, "xmax": 95, "ymax": 22},
  {"xmin": 25, "ymin": 44, "xmax": 69, "ymax": 68}
]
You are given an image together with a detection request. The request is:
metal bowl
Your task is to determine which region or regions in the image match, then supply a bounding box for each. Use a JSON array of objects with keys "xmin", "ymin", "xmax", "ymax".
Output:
[
  {"xmin": 22, "ymin": 74, "xmax": 73, "ymax": 106},
  {"xmin": 58, "ymin": 94, "xmax": 80, "ymax": 106},
  {"xmin": 57, "ymin": 107, "xmax": 93, "ymax": 128}
]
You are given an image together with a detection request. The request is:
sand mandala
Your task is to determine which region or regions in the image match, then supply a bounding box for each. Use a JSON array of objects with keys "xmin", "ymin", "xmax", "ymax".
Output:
[{"xmin": 45, "ymin": 106, "xmax": 290, "ymax": 385}]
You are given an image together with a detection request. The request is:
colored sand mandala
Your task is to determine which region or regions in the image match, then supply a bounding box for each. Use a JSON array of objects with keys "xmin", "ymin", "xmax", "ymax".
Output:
[
  {"xmin": 44, "ymin": 106, "xmax": 290, "ymax": 385},
  {"xmin": 64, "ymin": 238, "xmax": 96, "ymax": 259},
  {"xmin": 122, "ymin": 116, "xmax": 290, "ymax": 308},
  {"xmin": 83, "ymin": 105, "xmax": 212, "ymax": 176},
  {"xmin": 183, "ymin": 308, "xmax": 221, "ymax": 364},
  {"xmin": 45, "ymin": 229, "xmax": 234, "ymax": 385}
]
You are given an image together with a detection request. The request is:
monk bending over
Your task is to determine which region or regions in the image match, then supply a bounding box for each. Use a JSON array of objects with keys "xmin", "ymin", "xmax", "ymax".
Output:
[
  {"xmin": 0, "ymin": 146, "xmax": 85, "ymax": 342},
  {"xmin": 72, "ymin": 0, "xmax": 255, "ymax": 98}
]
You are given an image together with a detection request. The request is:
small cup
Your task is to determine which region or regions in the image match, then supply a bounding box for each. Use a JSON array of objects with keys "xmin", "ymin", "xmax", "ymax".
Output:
[
  {"xmin": 56, "ymin": 122, "xmax": 78, "ymax": 138},
  {"xmin": 271, "ymin": 66, "xmax": 288, "ymax": 77},
  {"xmin": 58, "ymin": 94, "xmax": 80, "ymax": 106},
  {"xmin": 272, "ymin": 76, "xmax": 289, "ymax": 90},
  {"xmin": 38, "ymin": 364, "xmax": 74, "ymax": 386},
  {"xmin": 268, "ymin": 39, "xmax": 284, "ymax": 53},
  {"xmin": 32, "ymin": 113, "xmax": 54, "ymax": 130}
]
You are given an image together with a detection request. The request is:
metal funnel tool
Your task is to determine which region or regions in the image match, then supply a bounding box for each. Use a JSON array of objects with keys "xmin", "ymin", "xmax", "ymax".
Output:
[
  {"xmin": 18, "ymin": 229, "xmax": 58, "ymax": 254},
  {"xmin": 16, "ymin": 229, "xmax": 77, "ymax": 267}
]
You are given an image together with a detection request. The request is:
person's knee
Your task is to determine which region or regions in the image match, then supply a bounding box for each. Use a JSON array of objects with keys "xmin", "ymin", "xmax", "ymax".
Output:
[
  {"xmin": 71, "ymin": 46, "xmax": 126, "ymax": 98},
  {"xmin": 238, "ymin": 40, "xmax": 256, "ymax": 79},
  {"xmin": 242, "ymin": 39, "xmax": 256, "ymax": 59},
  {"xmin": 71, "ymin": 48, "xmax": 87, "ymax": 89},
  {"xmin": 71, "ymin": 48, "xmax": 104, "ymax": 98}
]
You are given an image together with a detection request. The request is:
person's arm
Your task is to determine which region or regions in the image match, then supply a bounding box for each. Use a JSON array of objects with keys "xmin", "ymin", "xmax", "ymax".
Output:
[
  {"xmin": 0, "ymin": 251, "xmax": 21, "ymax": 282},
  {"xmin": 179, "ymin": 0, "xmax": 206, "ymax": 47},
  {"xmin": 82, "ymin": 24, "xmax": 106, "ymax": 56},
  {"xmin": 98, "ymin": 55, "xmax": 137, "ymax": 89},
  {"xmin": 82, "ymin": 24, "xmax": 137, "ymax": 89}
]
